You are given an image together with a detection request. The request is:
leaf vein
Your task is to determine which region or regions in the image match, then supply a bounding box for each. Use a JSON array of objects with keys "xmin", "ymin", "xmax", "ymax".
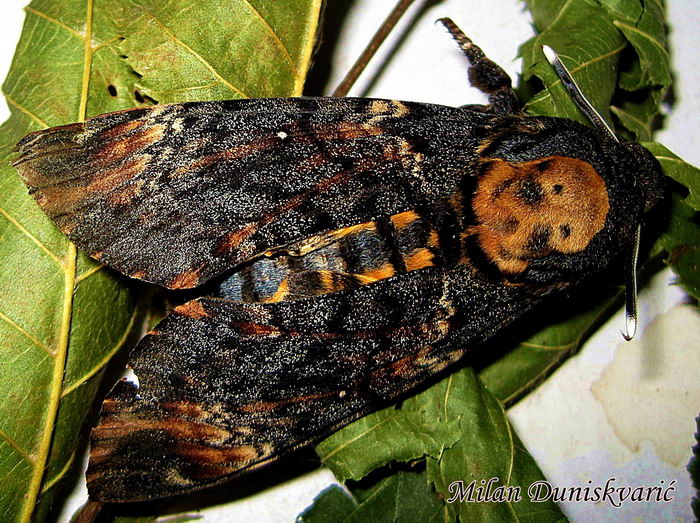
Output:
[
  {"xmin": 612, "ymin": 105, "xmax": 651, "ymax": 133},
  {"xmin": 61, "ymin": 307, "xmax": 139, "ymax": 398},
  {"xmin": 5, "ymin": 93, "xmax": 50, "ymax": 128},
  {"xmin": 155, "ymin": 80, "xmax": 223, "ymax": 96},
  {"xmin": 653, "ymin": 155, "xmax": 684, "ymax": 164},
  {"xmin": 93, "ymin": 35, "xmax": 123, "ymax": 53},
  {"xmin": 25, "ymin": 7, "xmax": 83, "ymax": 40},
  {"xmin": 523, "ymin": 43, "xmax": 626, "ymax": 111},
  {"xmin": 237, "ymin": 0, "xmax": 298, "ymax": 76},
  {"xmin": 442, "ymin": 374, "xmax": 454, "ymax": 421},
  {"xmin": 545, "ymin": 0, "xmax": 575, "ymax": 31},
  {"xmin": 0, "ymin": 310, "xmax": 54, "ymax": 357},
  {"xmin": 0, "ymin": 206, "xmax": 62, "ymax": 267},
  {"xmin": 75, "ymin": 263, "xmax": 105, "ymax": 284},
  {"xmin": 322, "ymin": 416, "xmax": 397, "ymax": 460},
  {"xmin": 613, "ymin": 20, "xmax": 669, "ymax": 56},
  {"xmin": 144, "ymin": 12, "xmax": 248, "ymax": 98},
  {"xmin": 40, "ymin": 451, "xmax": 76, "ymax": 494},
  {"xmin": 518, "ymin": 340, "xmax": 576, "ymax": 351},
  {"xmin": 0, "ymin": 427, "xmax": 35, "ymax": 464}
]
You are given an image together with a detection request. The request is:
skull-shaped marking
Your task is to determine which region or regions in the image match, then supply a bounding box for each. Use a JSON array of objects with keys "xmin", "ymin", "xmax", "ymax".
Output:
[{"xmin": 472, "ymin": 156, "xmax": 610, "ymax": 275}]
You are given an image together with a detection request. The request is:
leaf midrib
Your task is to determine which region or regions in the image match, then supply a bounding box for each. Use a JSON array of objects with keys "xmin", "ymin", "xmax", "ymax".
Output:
[{"xmin": 19, "ymin": 0, "xmax": 93, "ymax": 519}]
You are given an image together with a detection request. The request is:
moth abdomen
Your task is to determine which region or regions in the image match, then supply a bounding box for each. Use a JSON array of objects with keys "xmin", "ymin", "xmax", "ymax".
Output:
[{"xmin": 219, "ymin": 201, "xmax": 464, "ymax": 303}]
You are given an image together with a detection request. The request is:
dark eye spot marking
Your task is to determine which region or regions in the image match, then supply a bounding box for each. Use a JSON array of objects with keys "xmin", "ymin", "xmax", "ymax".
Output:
[
  {"xmin": 107, "ymin": 84, "xmax": 117, "ymax": 97},
  {"xmin": 501, "ymin": 217, "xmax": 519, "ymax": 235},
  {"xmin": 552, "ymin": 184, "xmax": 564, "ymax": 194},
  {"xmin": 535, "ymin": 159, "xmax": 553, "ymax": 172},
  {"xmin": 516, "ymin": 179, "xmax": 544, "ymax": 205},
  {"xmin": 492, "ymin": 178, "xmax": 514, "ymax": 200},
  {"xmin": 559, "ymin": 224, "xmax": 571, "ymax": 238},
  {"xmin": 526, "ymin": 224, "xmax": 552, "ymax": 254}
]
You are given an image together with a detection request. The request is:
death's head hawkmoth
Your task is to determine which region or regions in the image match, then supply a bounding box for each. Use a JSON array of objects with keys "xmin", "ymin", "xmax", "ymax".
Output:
[{"xmin": 13, "ymin": 16, "xmax": 664, "ymax": 504}]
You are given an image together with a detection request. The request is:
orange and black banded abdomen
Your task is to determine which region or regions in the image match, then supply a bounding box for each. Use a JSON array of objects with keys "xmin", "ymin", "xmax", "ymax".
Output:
[{"xmin": 219, "ymin": 205, "xmax": 463, "ymax": 303}]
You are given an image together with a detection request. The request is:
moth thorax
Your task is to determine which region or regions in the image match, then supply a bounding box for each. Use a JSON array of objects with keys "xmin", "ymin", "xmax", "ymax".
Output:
[{"xmin": 472, "ymin": 155, "xmax": 610, "ymax": 275}]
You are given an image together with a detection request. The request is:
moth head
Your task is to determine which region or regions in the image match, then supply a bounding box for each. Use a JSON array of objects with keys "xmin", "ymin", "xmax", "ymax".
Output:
[
  {"xmin": 508, "ymin": 45, "xmax": 664, "ymax": 340},
  {"xmin": 472, "ymin": 116, "xmax": 664, "ymax": 290},
  {"xmin": 619, "ymin": 140, "xmax": 665, "ymax": 214}
]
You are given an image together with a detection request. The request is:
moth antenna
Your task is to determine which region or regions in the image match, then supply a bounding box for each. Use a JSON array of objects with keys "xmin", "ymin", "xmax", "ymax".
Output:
[
  {"xmin": 623, "ymin": 225, "xmax": 641, "ymax": 341},
  {"xmin": 541, "ymin": 45, "xmax": 619, "ymax": 143},
  {"xmin": 332, "ymin": 0, "xmax": 416, "ymax": 97}
]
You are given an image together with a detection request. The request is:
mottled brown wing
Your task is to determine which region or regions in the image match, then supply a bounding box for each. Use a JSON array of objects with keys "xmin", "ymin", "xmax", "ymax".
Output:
[
  {"xmin": 14, "ymin": 97, "xmax": 487, "ymax": 289},
  {"xmin": 87, "ymin": 264, "xmax": 539, "ymax": 502}
]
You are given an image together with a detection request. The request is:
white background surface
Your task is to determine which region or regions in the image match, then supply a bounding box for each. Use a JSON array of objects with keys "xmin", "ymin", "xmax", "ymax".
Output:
[{"xmin": 0, "ymin": 1, "xmax": 698, "ymax": 521}]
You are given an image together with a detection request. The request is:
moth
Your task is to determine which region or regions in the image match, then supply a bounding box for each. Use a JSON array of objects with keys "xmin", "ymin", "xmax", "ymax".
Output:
[{"xmin": 13, "ymin": 19, "xmax": 664, "ymax": 503}]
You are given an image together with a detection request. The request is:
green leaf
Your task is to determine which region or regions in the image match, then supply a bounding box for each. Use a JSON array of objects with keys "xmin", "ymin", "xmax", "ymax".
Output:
[
  {"xmin": 643, "ymin": 142, "xmax": 700, "ymax": 211},
  {"xmin": 0, "ymin": 1, "xmax": 141, "ymax": 520},
  {"xmin": 520, "ymin": 0, "xmax": 670, "ymax": 141},
  {"xmin": 317, "ymin": 369, "xmax": 565, "ymax": 522},
  {"xmin": 641, "ymin": 143, "xmax": 700, "ymax": 301},
  {"xmin": 479, "ymin": 289, "xmax": 620, "ymax": 404},
  {"xmin": 519, "ymin": 0, "xmax": 626, "ymax": 124},
  {"xmin": 631, "ymin": 143, "xmax": 700, "ymax": 301},
  {"xmin": 652, "ymin": 192, "xmax": 700, "ymax": 301},
  {"xmin": 424, "ymin": 370, "xmax": 564, "ymax": 522},
  {"xmin": 604, "ymin": 0, "xmax": 669, "ymax": 141},
  {"xmin": 0, "ymin": 0, "xmax": 322, "ymax": 520},
  {"xmin": 300, "ymin": 471, "xmax": 447, "ymax": 523},
  {"xmin": 346, "ymin": 470, "xmax": 447, "ymax": 523},
  {"xmin": 317, "ymin": 397, "xmax": 460, "ymax": 482},
  {"xmin": 298, "ymin": 485, "xmax": 358, "ymax": 523},
  {"xmin": 119, "ymin": 0, "xmax": 322, "ymax": 103}
]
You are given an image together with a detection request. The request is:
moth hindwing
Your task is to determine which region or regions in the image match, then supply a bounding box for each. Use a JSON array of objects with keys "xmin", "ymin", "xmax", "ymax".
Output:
[{"xmin": 13, "ymin": 22, "xmax": 664, "ymax": 503}]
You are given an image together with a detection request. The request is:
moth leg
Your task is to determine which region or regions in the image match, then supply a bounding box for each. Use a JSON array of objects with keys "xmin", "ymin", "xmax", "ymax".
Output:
[{"xmin": 438, "ymin": 17, "xmax": 519, "ymax": 114}]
